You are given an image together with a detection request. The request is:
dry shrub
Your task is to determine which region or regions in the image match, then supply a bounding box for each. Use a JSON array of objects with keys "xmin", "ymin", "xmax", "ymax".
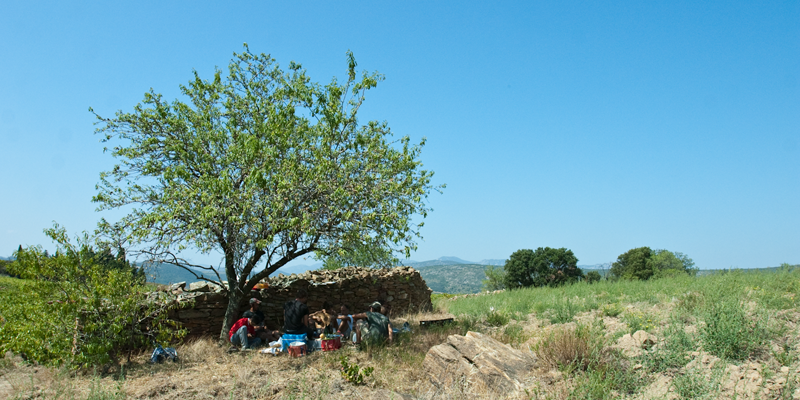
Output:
[{"xmin": 535, "ymin": 323, "xmax": 606, "ymax": 371}]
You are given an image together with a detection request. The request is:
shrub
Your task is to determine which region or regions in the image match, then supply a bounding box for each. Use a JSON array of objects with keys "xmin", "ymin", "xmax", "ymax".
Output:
[
  {"xmin": 622, "ymin": 310, "xmax": 656, "ymax": 334},
  {"xmin": 535, "ymin": 323, "xmax": 605, "ymax": 372},
  {"xmin": 701, "ymin": 298, "xmax": 767, "ymax": 361},
  {"xmin": 481, "ymin": 265, "xmax": 506, "ymax": 291},
  {"xmin": 585, "ymin": 271, "xmax": 601, "ymax": 283},
  {"xmin": 644, "ymin": 319, "xmax": 696, "ymax": 372},
  {"xmin": 501, "ymin": 324, "xmax": 526, "ymax": 345},
  {"xmin": 486, "ymin": 308, "xmax": 510, "ymax": 327},
  {"xmin": 548, "ymin": 298, "xmax": 580, "ymax": 324},
  {"xmin": 611, "ymin": 247, "xmax": 696, "ymax": 280},
  {"xmin": 339, "ymin": 355, "xmax": 373, "ymax": 385},
  {"xmin": 0, "ymin": 224, "xmax": 184, "ymax": 367},
  {"xmin": 602, "ymin": 303, "xmax": 623, "ymax": 317}
]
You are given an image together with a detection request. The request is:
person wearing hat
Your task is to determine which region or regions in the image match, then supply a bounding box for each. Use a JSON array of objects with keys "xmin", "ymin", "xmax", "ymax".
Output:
[
  {"xmin": 342, "ymin": 301, "xmax": 393, "ymax": 345},
  {"xmin": 246, "ymin": 298, "xmax": 280, "ymax": 343}
]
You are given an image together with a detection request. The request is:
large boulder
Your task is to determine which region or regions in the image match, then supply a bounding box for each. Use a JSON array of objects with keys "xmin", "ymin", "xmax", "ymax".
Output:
[{"xmin": 423, "ymin": 331, "xmax": 536, "ymax": 395}]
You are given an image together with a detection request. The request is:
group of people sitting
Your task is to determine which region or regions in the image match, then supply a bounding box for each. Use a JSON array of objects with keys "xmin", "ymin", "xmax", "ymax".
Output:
[{"xmin": 228, "ymin": 288, "xmax": 394, "ymax": 352}]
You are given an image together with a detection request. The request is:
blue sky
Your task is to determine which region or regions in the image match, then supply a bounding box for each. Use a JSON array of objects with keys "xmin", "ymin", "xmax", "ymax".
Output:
[{"xmin": 1, "ymin": 1, "xmax": 797, "ymax": 269}]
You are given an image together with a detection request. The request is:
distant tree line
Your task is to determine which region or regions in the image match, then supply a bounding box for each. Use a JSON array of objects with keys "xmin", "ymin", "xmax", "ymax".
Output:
[{"xmin": 483, "ymin": 246, "xmax": 698, "ymax": 291}]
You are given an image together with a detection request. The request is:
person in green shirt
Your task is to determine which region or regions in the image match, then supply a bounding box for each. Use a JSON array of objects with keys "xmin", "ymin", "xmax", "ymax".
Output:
[{"xmin": 344, "ymin": 301, "xmax": 393, "ymax": 345}]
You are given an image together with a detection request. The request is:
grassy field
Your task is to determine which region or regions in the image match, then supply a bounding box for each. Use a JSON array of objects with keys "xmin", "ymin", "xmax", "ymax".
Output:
[{"xmin": 1, "ymin": 269, "xmax": 799, "ymax": 399}]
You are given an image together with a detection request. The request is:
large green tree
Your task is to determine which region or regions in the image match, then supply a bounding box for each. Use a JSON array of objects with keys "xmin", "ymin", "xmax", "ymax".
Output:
[
  {"xmin": 92, "ymin": 46, "xmax": 440, "ymax": 340},
  {"xmin": 610, "ymin": 247, "xmax": 696, "ymax": 280},
  {"xmin": 503, "ymin": 247, "xmax": 582, "ymax": 289}
]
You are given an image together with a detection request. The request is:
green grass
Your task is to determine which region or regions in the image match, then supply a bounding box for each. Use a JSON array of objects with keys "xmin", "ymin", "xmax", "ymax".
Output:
[
  {"xmin": 433, "ymin": 268, "xmax": 800, "ymax": 398},
  {"xmin": 435, "ymin": 268, "xmax": 800, "ymax": 321},
  {"xmin": 700, "ymin": 297, "xmax": 769, "ymax": 361}
]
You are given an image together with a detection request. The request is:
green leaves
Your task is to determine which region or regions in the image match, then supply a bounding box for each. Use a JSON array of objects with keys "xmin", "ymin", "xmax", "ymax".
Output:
[
  {"xmin": 1, "ymin": 225, "xmax": 184, "ymax": 367},
  {"xmin": 92, "ymin": 46, "xmax": 442, "ymax": 338},
  {"xmin": 503, "ymin": 247, "xmax": 582, "ymax": 289},
  {"xmin": 610, "ymin": 247, "xmax": 696, "ymax": 280}
]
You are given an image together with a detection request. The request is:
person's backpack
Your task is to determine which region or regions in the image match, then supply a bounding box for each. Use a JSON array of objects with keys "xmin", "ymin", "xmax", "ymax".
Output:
[{"xmin": 150, "ymin": 344, "xmax": 178, "ymax": 363}]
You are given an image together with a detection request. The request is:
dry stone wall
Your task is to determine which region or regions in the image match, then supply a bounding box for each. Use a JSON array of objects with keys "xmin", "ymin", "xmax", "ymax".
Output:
[{"xmin": 167, "ymin": 266, "xmax": 432, "ymax": 337}]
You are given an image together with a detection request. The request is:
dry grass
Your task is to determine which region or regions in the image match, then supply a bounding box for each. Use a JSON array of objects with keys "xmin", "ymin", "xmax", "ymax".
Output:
[
  {"xmin": 0, "ymin": 310, "xmax": 477, "ymax": 400},
  {"xmin": 533, "ymin": 323, "xmax": 606, "ymax": 372}
]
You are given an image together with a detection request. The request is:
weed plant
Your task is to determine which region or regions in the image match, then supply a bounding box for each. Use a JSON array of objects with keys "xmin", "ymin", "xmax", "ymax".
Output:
[
  {"xmin": 622, "ymin": 310, "xmax": 656, "ymax": 334},
  {"xmin": 548, "ymin": 298, "xmax": 580, "ymax": 324},
  {"xmin": 536, "ymin": 322, "xmax": 647, "ymax": 398},
  {"xmin": 643, "ymin": 318, "xmax": 696, "ymax": 373},
  {"xmin": 486, "ymin": 309, "xmax": 510, "ymax": 327},
  {"xmin": 701, "ymin": 298, "xmax": 768, "ymax": 361},
  {"xmin": 601, "ymin": 303, "xmax": 622, "ymax": 317},
  {"xmin": 500, "ymin": 324, "xmax": 527, "ymax": 346}
]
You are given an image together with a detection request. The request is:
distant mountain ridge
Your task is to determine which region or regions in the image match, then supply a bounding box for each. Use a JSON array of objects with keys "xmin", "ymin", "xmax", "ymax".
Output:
[{"xmin": 400, "ymin": 256, "xmax": 505, "ymax": 269}]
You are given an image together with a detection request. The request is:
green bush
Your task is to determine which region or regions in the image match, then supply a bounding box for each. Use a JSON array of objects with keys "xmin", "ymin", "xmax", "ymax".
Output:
[
  {"xmin": 486, "ymin": 308, "xmax": 510, "ymax": 327},
  {"xmin": 585, "ymin": 271, "xmax": 601, "ymax": 283},
  {"xmin": 0, "ymin": 224, "xmax": 184, "ymax": 367},
  {"xmin": 548, "ymin": 298, "xmax": 579, "ymax": 324},
  {"xmin": 481, "ymin": 265, "xmax": 506, "ymax": 291},
  {"xmin": 602, "ymin": 303, "xmax": 623, "ymax": 317},
  {"xmin": 611, "ymin": 247, "xmax": 696, "ymax": 280},
  {"xmin": 701, "ymin": 299, "xmax": 767, "ymax": 361},
  {"xmin": 503, "ymin": 247, "xmax": 583, "ymax": 289},
  {"xmin": 339, "ymin": 355, "xmax": 373, "ymax": 385},
  {"xmin": 622, "ymin": 310, "xmax": 656, "ymax": 334},
  {"xmin": 644, "ymin": 319, "xmax": 696, "ymax": 372}
]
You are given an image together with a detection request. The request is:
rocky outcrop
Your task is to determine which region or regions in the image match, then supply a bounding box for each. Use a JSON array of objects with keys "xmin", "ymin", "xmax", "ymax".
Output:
[
  {"xmin": 613, "ymin": 330, "xmax": 657, "ymax": 357},
  {"xmin": 423, "ymin": 331, "xmax": 537, "ymax": 395},
  {"xmin": 168, "ymin": 266, "xmax": 432, "ymax": 337}
]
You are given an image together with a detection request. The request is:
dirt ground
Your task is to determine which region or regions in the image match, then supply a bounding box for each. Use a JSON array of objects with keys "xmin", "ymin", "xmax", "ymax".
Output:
[{"xmin": 3, "ymin": 304, "xmax": 800, "ymax": 399}]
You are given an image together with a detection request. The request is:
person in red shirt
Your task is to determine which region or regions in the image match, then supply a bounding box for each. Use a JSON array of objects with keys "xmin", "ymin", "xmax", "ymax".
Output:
[{"xmin": 228, "ymin": 312, "xmax": 262, "ymax": 352}]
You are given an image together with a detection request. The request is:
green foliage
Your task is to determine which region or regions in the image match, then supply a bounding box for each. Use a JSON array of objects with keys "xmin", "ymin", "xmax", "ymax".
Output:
[
  {"xmin": 672, "ymin": 365, "xmax": 722, "ymax": 399},
  {"xmin": 421, "ymin": 264, "xmax": 492, "ymax": 294},
  {"xmin": 0, "ymin": 259, "xmax": 13, "ymax": 276},
  {"xmin": 650, "ymin": 250, "xmax": 697, "ymax": 278},
  {"xmin": 585, "ymin": 270, "xmax": 601, "ymax": 283},
  {"xmin": 601, "ymin": 303, "xmax": 623, "ymax": 317},
  {"xmin": 0, "ymin": 225, "xmax": 184, "ymax": 367},
  {"xmin": 548, "ymin": 298, "xmax": 579, "ymax": 324},
  {"xmin": 611, "ymin": 247, "xmax": 696, "ymax": 280},
  {"xmin": 503, "ymin": 247, "xmax": 583, "ymax": 289},
  {"xmin": 339, "ymin": 355, "xmax": 373, "ymax": 385},
  {"xmin": 318, "ymin": 241, "xmax": 398, "ymax": 270},
  {"xmin": 501, "ymin": 324, "xmax": 527, "ymax": 346},
  {"xmin": 91, "ymin": 45, "xmax": 441, "ymax": 339},
  {"xmin": 486, "ymin": 308, "xmax": 510, "ymax": 326},
  {"xmin": 643, "ymin": 319, "xmax": 696, "ymax": 372},
  {"xmin": 701, "ymin": 298, "xmax": 768, "ymax": 361},
  {"xmin": 481, "ymin": 265, "xmax": 506, "ymax": 291},
  {"xmin": 610, "ymin": 247, "xmax": 653, "ymax": 280},
  {"xmin": 622, "ymin": 310, "xmax": 656, "ymax": 334},
  {"xmin": 773, "ymin": 343, "xmax": 794, "ymax": 367}
]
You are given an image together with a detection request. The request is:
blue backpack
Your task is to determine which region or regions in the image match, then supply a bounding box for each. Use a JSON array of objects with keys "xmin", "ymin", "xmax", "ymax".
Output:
[{"xmin": 150, "ymin": 344, "xmax": 178, "ymax": 363}]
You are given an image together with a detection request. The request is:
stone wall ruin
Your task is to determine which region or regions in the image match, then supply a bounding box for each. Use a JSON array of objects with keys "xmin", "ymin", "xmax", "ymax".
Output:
[{"xmin": 167, "ymin": 266, "xmax": 432, "ymax": 337}]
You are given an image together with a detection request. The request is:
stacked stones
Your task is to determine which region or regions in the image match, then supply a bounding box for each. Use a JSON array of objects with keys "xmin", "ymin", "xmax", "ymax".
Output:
[{"xmin": 167, "ymin": 266, "xmax": 432, "ymax": 337}]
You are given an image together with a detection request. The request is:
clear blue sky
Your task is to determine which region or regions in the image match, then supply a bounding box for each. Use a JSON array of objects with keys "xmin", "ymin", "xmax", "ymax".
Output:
[{"xmin": 1, "ymin": 1, "xmax": 797, "ymax": 269}]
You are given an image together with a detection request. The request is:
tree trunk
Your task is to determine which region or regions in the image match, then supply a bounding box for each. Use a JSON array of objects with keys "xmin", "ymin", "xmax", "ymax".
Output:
[{"xmin": 219, "ymin": 289, "xmax": 243, "ymax": 342}]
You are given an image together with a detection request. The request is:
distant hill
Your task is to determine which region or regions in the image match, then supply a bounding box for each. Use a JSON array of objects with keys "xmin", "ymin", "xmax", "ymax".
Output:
[
  {"xmin": 402, "ymin": 257, "xmax": 480, "ymax": 269},
  {"xmin": 478, "ymin": 259, "xmax": 505, "ymax": 266},
  {"xmin": 417, "ymin": 264, "xmax": 492, "ymax": 294},
  {"xmin": 143, "ymin": 261, "xmax": 324, "ymax": 285}
]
